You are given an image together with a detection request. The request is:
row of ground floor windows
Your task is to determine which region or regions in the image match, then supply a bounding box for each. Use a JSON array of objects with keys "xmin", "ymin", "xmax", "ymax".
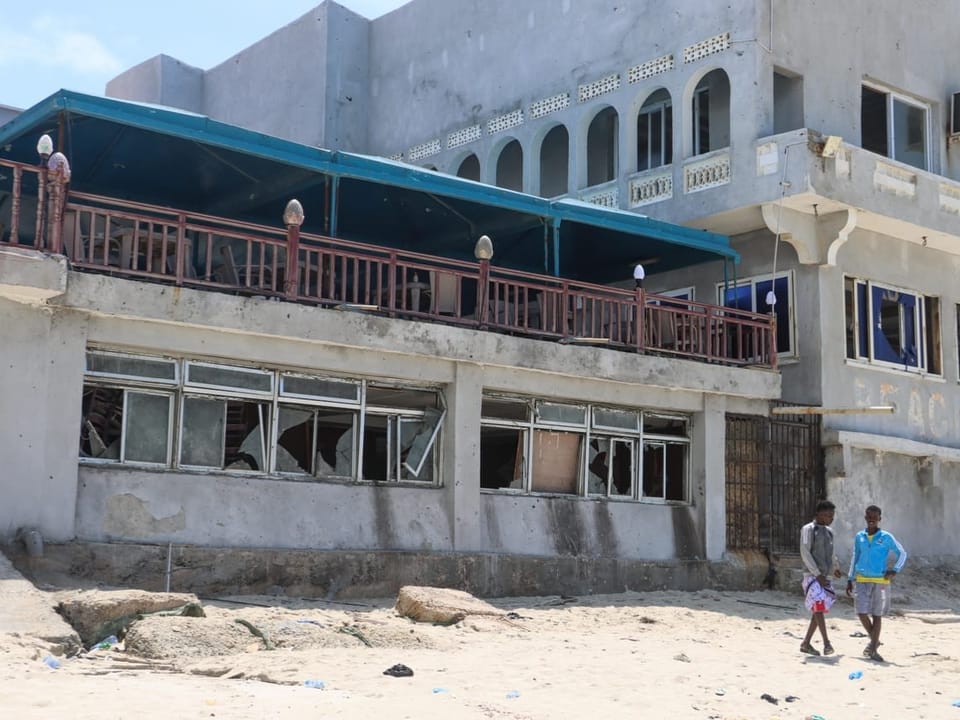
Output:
[{"xmin": 79, "ymin": 350, "xmax": 691, "ymax": 502}]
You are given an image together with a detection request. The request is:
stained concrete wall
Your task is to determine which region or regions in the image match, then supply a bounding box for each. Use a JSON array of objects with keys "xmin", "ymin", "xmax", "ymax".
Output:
[{"xmin": 0, "ymin": 256, "xmax": 779, "ymax": 566}]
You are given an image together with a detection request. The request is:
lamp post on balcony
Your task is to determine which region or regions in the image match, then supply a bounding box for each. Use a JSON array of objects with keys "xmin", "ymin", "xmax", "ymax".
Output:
[
  {"xmin": 34, "ymin": 134, "xmax": 53, "ymax": 249},
  {"xmin": 474, "ymin": 234, "xmax": 494, "ymax": 328},
  {"xmin": 283, "ymin": 199, "xmax": 304, "ymax": 299},
  {"xmin": 633, "ymin": 263, "xmax": 645, "ymax": 352},
  {"xmin": 46, "ymin": 151, "xmax": 71, "ymax": 256}
]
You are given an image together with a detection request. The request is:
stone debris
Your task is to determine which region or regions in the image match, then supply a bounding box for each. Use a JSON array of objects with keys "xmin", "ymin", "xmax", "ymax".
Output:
[
  {"xmin": 395, "ymin": 586, "xmax": 501, "ymax": 624},
  {"xmin": 57, "ymin": 589, "xmax": 201, "ymax": 646}
]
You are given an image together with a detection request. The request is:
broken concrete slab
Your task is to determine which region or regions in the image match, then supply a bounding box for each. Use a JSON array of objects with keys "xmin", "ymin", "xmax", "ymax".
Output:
[
  {"xmin": 56, "ymin": 589, "xmax": 201, "ymax": 646},
  {"xmin": 395, "ymin": 585, "xmax": 501, "ymax": 624},
  {"xmin": 0, "ymin": 551, "xmax": 80, "ymax": 654}
]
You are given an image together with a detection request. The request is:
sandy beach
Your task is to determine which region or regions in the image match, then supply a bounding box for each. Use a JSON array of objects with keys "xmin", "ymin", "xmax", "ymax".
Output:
[{"xmin": 2, "ymin": 561, "xmax": 958, "ymax": 720}]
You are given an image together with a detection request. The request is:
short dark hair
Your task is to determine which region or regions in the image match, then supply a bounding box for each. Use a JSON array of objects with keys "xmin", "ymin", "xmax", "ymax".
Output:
[
  {"xmin": 866, "ymin": 504, "xmax": 882, "ymax": 516},
  {"xmin": 816, "ymin": 500, "xmax": 835, "ymax": 512}
]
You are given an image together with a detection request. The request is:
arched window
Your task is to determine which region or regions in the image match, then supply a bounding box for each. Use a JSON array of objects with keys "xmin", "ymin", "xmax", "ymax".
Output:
[
  {"xmin": 539, "ymin": 125, "xmax": 569, "ymax": 198},
  {"xmin": 587, "ymin": 107, "xmax": 618, "ymax": 186},
  {"xmin": 692, "ymin": 70, "xmax": 730, "ymax": 156},
  {"xmin": 456, "ymin": 154, "xmax": 480, "ymax": 181},
  {"xmin": 496, "ymin": 140, "xmax": 523, "ymax": 191},
  {"xmin": 637, "ymin": 89, "xmax": 672, "ymax": 171}
]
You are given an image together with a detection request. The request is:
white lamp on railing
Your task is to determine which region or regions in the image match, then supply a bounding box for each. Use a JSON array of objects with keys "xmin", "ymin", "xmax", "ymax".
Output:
[
  {"xmin": 633, "ymin": 263, "xmax": 645, "ymax": 289},
  {"xmin": 474, "ymin": 234, "xmax": 494, "ymax": 261},
  {"xmin": 36, "ymin": 134, "xmax": 53, "ymax": 162},
  {"xmin": 765, "ymin": 290, "xmax": 777, "ymax": 312},
  {"xmin": 283, "ymin": 199, "xmax": 304, "ymax": 298},
  {"xmin": 283, "ymin": 198, "xmax": 305, "ymax": 227}
]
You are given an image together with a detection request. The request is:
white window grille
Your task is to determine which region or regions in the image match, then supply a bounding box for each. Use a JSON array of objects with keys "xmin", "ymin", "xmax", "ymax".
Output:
[
  {"xmin": 407, "ymin": 139, "xmax": 442, "ymax": 162},
  {"xmin": 627, "ymin": 55, "xmax": 675, "ymax": 84},
  {"xmin": 578, "ymin": 73, "xmax": 621, "ymax": 103},
  {"xmin": 487, "ymin": 109, "xmax": 524, "ymax": 135},
  {"xmin": 447, "ymin": 124, "xmax": 482, "ymax": 150},
  {"xmin": 683, "ymin": 33, "xmax": 730, "ymax": 63},
  {"xmin": 529, "ymin": 93, "xmax": 571, "ymax": 119}
]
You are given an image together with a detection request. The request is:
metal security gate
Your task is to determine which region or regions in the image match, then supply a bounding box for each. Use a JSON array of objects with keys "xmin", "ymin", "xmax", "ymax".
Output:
[{"xmin": 725, "ymin": 403, "xmax": 824, "ymax": 555}]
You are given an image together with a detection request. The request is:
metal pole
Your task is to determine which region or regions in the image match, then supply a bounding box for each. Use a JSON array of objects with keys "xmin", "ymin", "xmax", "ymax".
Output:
[{"xmin": 771, "ymin": 405, "xmax": 895, "ymax": 416}]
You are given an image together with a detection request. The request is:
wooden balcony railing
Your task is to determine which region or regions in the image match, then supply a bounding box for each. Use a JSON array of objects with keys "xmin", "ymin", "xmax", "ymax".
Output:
[{"xmin": 0, "ymin": 159, "xmax": 777, "ymax": 368}]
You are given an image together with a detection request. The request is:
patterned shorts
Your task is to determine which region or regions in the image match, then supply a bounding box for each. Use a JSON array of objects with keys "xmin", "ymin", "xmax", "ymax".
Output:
[{"xmin": 802, "ymin": 576, "xmax": 836, "ymax": 614}]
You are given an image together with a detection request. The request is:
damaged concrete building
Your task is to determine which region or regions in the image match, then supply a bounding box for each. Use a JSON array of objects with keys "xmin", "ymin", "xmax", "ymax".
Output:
[{"xmin": 3, "ymin": 0, "xmax": 960, "ymax": 593}]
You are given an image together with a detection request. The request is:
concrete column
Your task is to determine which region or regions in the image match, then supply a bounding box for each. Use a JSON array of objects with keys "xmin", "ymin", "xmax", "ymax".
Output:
[
  {"xmin": 697, "ymin": 393, "xmax": 727, "ymax": 560},
  {"xmin": 443, "ymin": 361, "xmax": 484, "ymax": 551}
]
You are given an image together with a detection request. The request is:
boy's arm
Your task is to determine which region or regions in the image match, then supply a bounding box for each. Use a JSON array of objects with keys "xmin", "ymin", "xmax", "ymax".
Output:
[
  {"xmin": 847, "ymin": 537, "xmax": 859, "ymax": 581},
  {"xmin": 889, "ymin": 533, "xmax": 907, "ymax": 574},
  {"xmin": 799, "ymin": 524, "xmax": 820, "ymax": 576}
]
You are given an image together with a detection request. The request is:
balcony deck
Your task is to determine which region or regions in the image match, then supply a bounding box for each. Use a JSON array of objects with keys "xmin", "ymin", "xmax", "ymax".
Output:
[{"xmin": 0, "ymin": 159, "xmax": 776, "ymax": 369}]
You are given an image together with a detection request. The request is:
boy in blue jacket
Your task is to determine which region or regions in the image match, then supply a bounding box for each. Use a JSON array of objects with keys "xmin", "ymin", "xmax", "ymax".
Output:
[{"xmin": 846, "ymin": 505, "xmax": 907, "ymax": 662}]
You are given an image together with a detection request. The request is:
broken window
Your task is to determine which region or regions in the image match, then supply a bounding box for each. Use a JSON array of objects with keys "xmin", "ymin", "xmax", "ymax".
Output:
[
  {"xmin": 843, "ymin": 277, "xmax": 941, "ymax": 373},
  {"xmin": 80, "ymin": 351, "xmax": 177, "ymax": 465},
  {"xmin": 718, "ymin": 272, "xmax": 793, "ymax": 356},
  {"xmin": 361, "ymin": 384, "xmax": 443, "ymax": 482},
  {"xmin": 78, "ymin": 352, "xmax": 445, "ymax": 485},
  {"xmin": 480, "ymin": 395, "xmax": 690, "ymax": 502},
  {"xmin": 637, "ymin": 90, "xmax": 672, "ymax": 171},
  {"xmin": 861, "ymin": 84, "xmax": 929, "ymax": 170},
  {"xmin": 642, "ymin": 414, "xmax": 689, "ymax": 501}
]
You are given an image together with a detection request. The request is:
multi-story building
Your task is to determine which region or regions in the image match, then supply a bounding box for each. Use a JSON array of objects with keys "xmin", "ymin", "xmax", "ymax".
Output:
[{"xmin": 2, "ymin": 0, "xmax": 957, "ymax": 593}]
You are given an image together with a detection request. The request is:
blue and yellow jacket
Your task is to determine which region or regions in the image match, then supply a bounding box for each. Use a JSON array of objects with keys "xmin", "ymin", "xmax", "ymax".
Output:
[{"xmin": 847, "ymin": 529, "xmax": 907, "ymax": 584}]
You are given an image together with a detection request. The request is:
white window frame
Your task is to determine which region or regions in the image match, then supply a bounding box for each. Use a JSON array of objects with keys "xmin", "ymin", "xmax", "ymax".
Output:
[
  {"xmin": 637, "ymin": 99, "xmax": 673, "ymax": 171},
  {"xmin": 716, "ymin": 271, "xmax": 795, "ymax": 358},
  {"xmin": 844, "ymin": 277, "xmax": 940, "ymax": 374},
  {"xmin": 862, "ymin": 82, "xmax": 931, "ymax": 171}
]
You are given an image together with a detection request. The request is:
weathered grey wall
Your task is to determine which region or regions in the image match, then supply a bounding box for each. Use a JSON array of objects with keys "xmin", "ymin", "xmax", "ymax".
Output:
[
  {"xmin": 0, "ymin": 297, "xmax": 86, "ymax": 542},
  {"xmin": 105, "ymin": 55, "xmax": 204, "ymax": 113},
  {"xmin": 827, "ymin": 447, "xmax": 960, "ymax": 562},
  {"xmin": 1, "ymin": 255, "xmax": 781, "ymax": 565},
  {"xmin": 203, "ymin": 2, "xmax": 369, "ymax": 149}
]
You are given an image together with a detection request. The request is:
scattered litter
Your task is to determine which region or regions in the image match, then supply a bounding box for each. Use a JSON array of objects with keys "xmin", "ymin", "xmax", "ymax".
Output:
[
  {"xmin": 848, "ymin": 670, "xmax": 864, "ymax": 680},
  {"xmin": 93, "ymin": 635, "xmax": 119, "ymax": 651},
  {"xmin": 850, "ymin": 631, "xmax": 868, "ymax": 638},
  {"xmin": 715, "ymin": 688, "xmax": 726, "ymax": 696},
  {"xmin": 42, "ymin": 655, "xmax": 61, "ymax": 670},
  {"xmin": 432, "ymin": 687, "xmax": 449, "ymax": 694},
  {"xmin": 761, "ymin": 693, "xmax": 779, "ymax": 705},
  {"xmin": 804, "ymin": 715, "xmax": 828, "ymax": 720},
  {"xmin": 673, "ymin": 653, "xmax": 691, "ymax": 663},
  {"xmin": 504, "ymin": 612, "xmax": 530, "ymax": 620},
  {"xmin": 952, "ymin": 699, "xmax": 960, "ymax": 708},
  {"xmin": 738, "ymin": 599, "xmax": 795, "ymax": 610},
  {"xmin": 339, "ymin": 625, "xmax": 373, "ymax": 647},
  {"xmin": 296, "ymin": 619, "xmax": 327, "ymax": 627},
  {"xmin": 506, "ymin": 690, "xmax": 521, "ymax": 699},
  {"xmin": 785, "ymin": 695, "xmax": 800, "ymax": 702},
  {"xmin": 303, "ymin": 679, "xmax": 325, "ymax": 690},
  {"xmin": 383, "ymin": 663, "xmax": 414, "ymax": 677}
]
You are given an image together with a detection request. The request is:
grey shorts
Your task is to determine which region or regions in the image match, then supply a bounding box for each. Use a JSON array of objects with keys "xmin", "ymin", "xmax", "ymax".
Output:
[{"xmin": 854, "ymin": 582, "xmax": 890, "ymax": 616}]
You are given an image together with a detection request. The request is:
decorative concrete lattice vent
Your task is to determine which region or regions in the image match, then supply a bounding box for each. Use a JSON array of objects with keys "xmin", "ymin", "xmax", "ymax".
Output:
[
  {"xmin": 581, "ymin": 187, "xmax": 619, "ymax": 208},
  {"xmin": 627, "ymin": 55, "xmax": 675, "ymax": 84},
  {"xmin": 529, "ymin": 92, "xmax": 571, "ymax": 119},
  {"xmin": 387, "ymin": 153, "xmax": 404, "ymax": 162},
  {"xmin": 629, "ymin": 170, "xmax": 673, "ymax": 207},
  {"xmin": 683, "ymin": 32, "xmax": 731, "ymax": 63},
  {"xmin": 407, "ymin": 139, "xmax": 442, "ymax": 162},
  {"xmin": 487, "ymin": 109, "xmax": 524, "ymax": 135},
  {"xmin": 578, "ymin": 73, "xmax": 621, "ymax": 103},
  {"xmin": 939, "ymin": 182, "xmax": 960, "ymax": 215},
  {"xmin": 447, "ymin": 124, "xmax": 482, "ymax": 150}
]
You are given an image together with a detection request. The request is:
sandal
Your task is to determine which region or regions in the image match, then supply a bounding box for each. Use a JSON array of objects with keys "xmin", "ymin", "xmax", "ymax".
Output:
[
  {"xmin": 823, "ymin": 643, "xmax": 835, "ymax": 655},
  {"xmin": 868, "ymin": 649, "xmax": 885, "ymax": 662},
  {"xmin": 800, "ymin": 643, "xmax": 821, "ymax": 656}
]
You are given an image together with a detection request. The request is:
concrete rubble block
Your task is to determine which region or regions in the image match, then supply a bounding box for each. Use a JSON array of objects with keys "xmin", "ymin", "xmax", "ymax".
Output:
[
  {"xmin": 395, "ymin": 585, "xmax": 501, "ymax": 624},
  {"xmin": 56, "ymin": 589, "xmax": 201, "ymax": 646}
]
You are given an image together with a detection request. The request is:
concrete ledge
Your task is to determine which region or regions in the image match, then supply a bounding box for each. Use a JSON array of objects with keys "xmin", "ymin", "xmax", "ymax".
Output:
[
  {"xmin": 0, "ymin": 247, "xmax": 68, "ymax": 303},
  {"xmin": 5, "ymin": 541, "xmax": 774, "ymax": 599}
]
